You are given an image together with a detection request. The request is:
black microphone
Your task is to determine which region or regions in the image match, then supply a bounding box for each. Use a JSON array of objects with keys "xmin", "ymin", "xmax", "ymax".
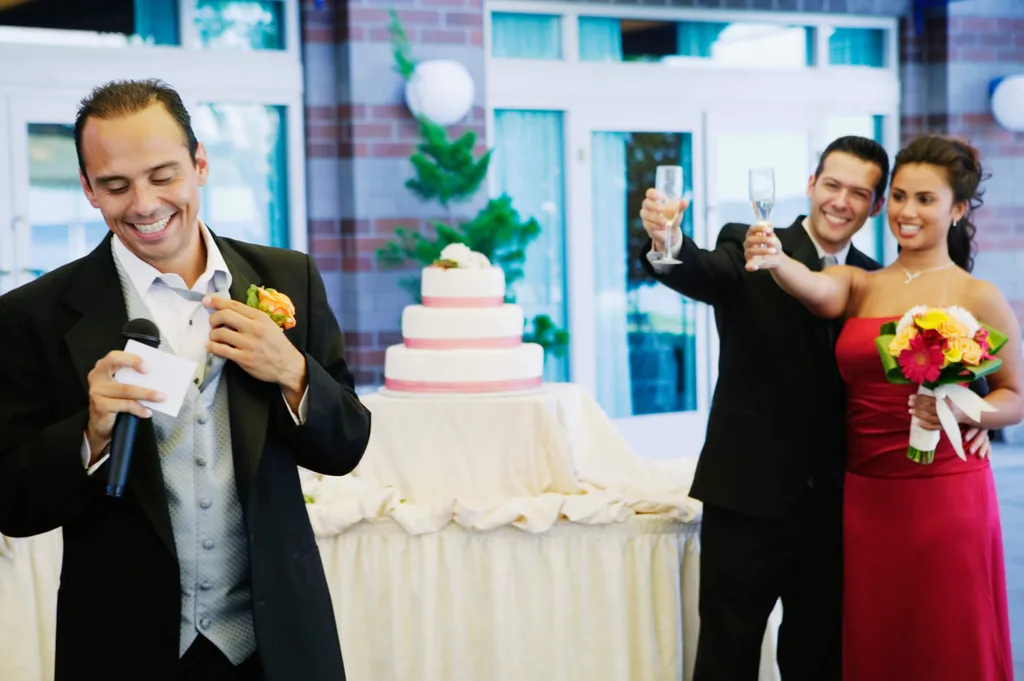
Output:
[{"xmin": 106, "ymin": 318, "xmax": 161, "ymax": 498}]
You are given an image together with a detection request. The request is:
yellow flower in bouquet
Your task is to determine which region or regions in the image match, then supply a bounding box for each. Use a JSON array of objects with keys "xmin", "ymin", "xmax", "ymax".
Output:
[
  {"xmin": 246, "ymin": 284, "xmax": 296, "ymax": 330},
  {"xmin": 888, "ymin": 325, "xmax": 918, "ymax": 355},
  {"xmin": 936, "ymin": 319, "xmax": 969, "ymax": 342},
  {"xmin": 943, "ymin": 337, "xmax": 984, "ymax": 366},
  {"xmin": 913, "ymin": 308, "xmax": 951, "ymax": 330}
]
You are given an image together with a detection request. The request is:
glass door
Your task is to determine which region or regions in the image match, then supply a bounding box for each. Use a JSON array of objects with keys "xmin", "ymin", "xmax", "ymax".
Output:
[
  {"xmin": 703, "ymin": 111, "xmax": 823, "ymax": 389},
  {"xmin": 568, "ymin": 109, "xmax": 710, "ymax": 459},
  {"xmin": 5, "ymin": 95, "xmax": 106, "ymax": 293}
]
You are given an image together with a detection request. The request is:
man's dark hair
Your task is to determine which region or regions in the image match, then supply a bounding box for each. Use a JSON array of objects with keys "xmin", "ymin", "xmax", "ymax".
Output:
[
  {"xmin": 74, "ymin": 78, "xmax": 199, "ymax": 185},
  {"xmin": 812, "ymin": 135, "xmax": 890, "ymax": 200}
]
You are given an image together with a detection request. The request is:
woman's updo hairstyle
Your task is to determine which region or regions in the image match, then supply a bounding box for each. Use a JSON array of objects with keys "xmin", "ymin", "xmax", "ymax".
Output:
[{"xmin": 891, "ymin": 135, "xmax": 986, "ymax": 272}]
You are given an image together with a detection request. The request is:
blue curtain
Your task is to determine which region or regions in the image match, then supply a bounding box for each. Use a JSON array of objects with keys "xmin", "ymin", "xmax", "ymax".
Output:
[
  {"xmin": 493, "ymin": 111, "xmax": 569, "ymax": 381},
  {"xmin": 829, "ymin": 28, "xmax": 885, "ymax": 67},
  {"xmin": 134, "ymin": 0, "xmax": 179, "ymax": 45},
  {"xmin": 579, "ymin": 17, "xmax": 622, "ymax": 62},
  {"xmin": 491, "ymin": 13, "xmax": 561, "ymax": 60},
  {"xmin": 591, "ymin": 132, "xmax": 632, "ymax": 417},
  {"xmin": 676, "ymin": 21, "xmax": 728, "ymax": 57}
]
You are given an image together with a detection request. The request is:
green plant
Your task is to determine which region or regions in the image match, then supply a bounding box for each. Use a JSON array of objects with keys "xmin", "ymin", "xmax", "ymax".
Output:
[{"xmin": 376, "ymin": 10, "xmax": 568, "ymax": 359}]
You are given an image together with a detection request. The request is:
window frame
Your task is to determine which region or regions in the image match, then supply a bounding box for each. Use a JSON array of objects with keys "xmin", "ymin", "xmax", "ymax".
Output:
[
  {"xmin": 0, "ymin": 0, "xmax": 307, "ymax": 254},
  {"xmin": 487, "ymin": 1, "xmax": 898, "ymax": 75}
]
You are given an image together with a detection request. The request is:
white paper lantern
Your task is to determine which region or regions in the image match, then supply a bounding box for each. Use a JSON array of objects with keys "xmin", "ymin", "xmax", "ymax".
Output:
[
  {"xmin": 404, "ymin": 59, "xmax": 475, "ymax": 126},
  {"xmin": 991, "ymin": 75, "xmax": 1024, "ymax": 131}
]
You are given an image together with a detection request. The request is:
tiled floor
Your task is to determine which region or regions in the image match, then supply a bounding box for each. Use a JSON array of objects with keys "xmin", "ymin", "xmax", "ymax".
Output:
[{"xmin": 991, "ymin": 444, "xmax": 1024, "ymax": 675}]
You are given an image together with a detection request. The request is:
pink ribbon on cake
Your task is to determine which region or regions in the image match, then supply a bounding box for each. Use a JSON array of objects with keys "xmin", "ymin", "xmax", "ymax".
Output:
[
  {"xmin": 421, "ymin": 296, "xmax": 504, "ymax": 308},
  {"xmin": 404, "ymin": 336, "xmax": 522, "ymax": 349},
  {"xmin": 384, "ymin": 376, "xmax": 542, "ymax": 393}
]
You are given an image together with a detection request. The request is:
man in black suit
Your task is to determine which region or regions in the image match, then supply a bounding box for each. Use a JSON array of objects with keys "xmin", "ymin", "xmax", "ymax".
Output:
[
  {"xmin": 638, "ymin": 136, "xmax": 988, "ymax": 680},
  {"xmin": 0, "ymin": 79, "xmax": 371, "ymax": 681}
]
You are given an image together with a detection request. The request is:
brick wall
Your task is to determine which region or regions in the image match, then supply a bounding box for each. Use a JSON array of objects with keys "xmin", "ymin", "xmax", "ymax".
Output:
[
  {"xmin": 301, "ymin": 0, "xmax": 486, "ymax": 387},
  {"xmin": 899, "ymin": 0, "xmax": 1024, "ymax": 324}
]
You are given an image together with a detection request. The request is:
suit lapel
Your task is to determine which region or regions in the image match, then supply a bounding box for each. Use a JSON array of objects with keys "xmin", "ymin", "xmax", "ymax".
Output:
[
  {"xmin": 779, "ymin": 217, "xmax": 823, "ymax": 273},
  {"xmin": 216, "ymin": 236, "xmax": 270, "ymax": 512},
  {"xmin": 62, "ymin": 236, "xmax": 176, "ymax": 557}
]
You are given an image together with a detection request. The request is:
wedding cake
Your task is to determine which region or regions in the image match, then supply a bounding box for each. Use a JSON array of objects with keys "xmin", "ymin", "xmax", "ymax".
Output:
[{"xmin": 383, "ymin": 244, "xmax": 545, "ymax": 394}]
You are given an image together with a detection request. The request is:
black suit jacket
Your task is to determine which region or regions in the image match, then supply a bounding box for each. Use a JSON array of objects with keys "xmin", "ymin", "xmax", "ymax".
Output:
[
  {"xmin": 640, "ymin": 217, "xmax": 880, "ymax": 520},
  {"xmin": 0, "ymin": 233, "xmax": 372, "ymax": 681}
]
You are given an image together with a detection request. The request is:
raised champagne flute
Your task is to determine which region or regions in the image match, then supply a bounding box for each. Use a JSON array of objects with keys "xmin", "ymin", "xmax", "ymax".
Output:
[
  {"xmin": 655, "ymin": 165, "xmax": 684, "ymax": 265},
  {"xmin": 748, "ymin": 167, "xmax": 775, "ymax": 269}
]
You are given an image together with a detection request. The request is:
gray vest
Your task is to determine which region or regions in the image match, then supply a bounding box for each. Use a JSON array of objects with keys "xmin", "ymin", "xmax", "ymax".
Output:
[{"xmin": 113, "ymin": 254, "xmax": 257, "ymax": 664}]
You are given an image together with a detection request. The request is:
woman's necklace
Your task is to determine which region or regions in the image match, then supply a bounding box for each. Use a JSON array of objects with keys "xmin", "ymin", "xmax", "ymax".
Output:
[{"xmin": 900, "ymin": 261, "xmax": 955, "ymax": 284}]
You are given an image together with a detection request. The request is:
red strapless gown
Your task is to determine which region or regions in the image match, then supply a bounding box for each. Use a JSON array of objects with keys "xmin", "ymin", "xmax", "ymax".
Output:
[{"xmin": 836, "ymin": 317, "xmax": 1013, "ymax": 681}]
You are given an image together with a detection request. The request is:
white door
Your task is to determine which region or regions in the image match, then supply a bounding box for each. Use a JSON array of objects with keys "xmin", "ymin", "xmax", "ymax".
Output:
[
  {"xmin": 2, "ymin": 94, "xmax": 105, "ymax": 294},
  {"xmin": 568, "ymin": 108, "xmax": 710, "ymax": 460}
]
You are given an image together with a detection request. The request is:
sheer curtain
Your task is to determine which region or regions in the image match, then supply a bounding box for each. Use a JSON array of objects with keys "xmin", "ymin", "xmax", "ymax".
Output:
[
  {"xmin": 676, "ymin": 22, "xmax": 727, "ymax": 57},
  {"xmin": 491, "ymin": 13, "xmax": 562, "ymax": 59},
  {"xmin": 134, "ymin": 0, "xmax": 178, "ymax": 45},
  {"xmin": 591, "ymin": 132, "xmax": 632, "ymax": 418},
  {"xmin": 829, "ymin": 28, "xmax": 885, "ymax": 67},
  {"xmin": 492, "ymin": 110, "xmax": 568, "ymax": 381},
  {"xmin": 578, "ymin": 17, "xmax": 622, "ymax": 62}
]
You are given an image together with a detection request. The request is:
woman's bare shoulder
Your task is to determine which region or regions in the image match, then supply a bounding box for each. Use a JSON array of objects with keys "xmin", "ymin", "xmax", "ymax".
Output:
[{"xmin": 963, "ymin": 276, "xmax": 1008, "ymax": 316}]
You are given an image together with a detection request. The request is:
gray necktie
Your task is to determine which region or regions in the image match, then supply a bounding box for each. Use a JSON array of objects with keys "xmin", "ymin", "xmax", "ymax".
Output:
[{"xmin": 820, "ymin": 254, "xmax": 839, "ymax": 269}]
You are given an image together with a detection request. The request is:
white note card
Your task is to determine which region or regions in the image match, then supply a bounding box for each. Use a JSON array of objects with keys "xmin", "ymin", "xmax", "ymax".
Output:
[{"xmin": 113, "ymin": 339, "xmax": 197, "ymax": 418}]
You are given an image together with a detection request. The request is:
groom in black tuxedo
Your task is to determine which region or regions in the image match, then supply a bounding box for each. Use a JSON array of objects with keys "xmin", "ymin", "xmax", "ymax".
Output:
[
  {"xmin": 0, "ymin": 79, "xmax": 371, "ymax": 681},
  {"xmin": 638, "ymin": 136, "xmax": 989, "ymax": 680}
]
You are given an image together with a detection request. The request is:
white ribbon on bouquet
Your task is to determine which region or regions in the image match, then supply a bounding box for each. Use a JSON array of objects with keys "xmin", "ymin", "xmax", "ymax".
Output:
[{"xmin": 909, "ymin": 384, "xmax": 998, "ymax": 460}]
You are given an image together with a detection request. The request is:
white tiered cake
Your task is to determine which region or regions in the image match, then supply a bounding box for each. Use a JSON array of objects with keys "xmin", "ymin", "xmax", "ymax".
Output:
[{"xmin": 383, "ymin": 244, "xmax": 545, "ymax": 394}]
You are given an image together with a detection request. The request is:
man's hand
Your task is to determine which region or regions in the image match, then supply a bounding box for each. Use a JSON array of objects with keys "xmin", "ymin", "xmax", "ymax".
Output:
[
  {"xmin": 86, "ymin": 351, "xmax": 165, "ymax": 463},
  {"xmin": 964, "ymin": 427, "xmax": 992, "ymax": 459},
  {"xmin": 204, "ymin": 296, "xmax": 307, "ymax": 401},
  {"xmin": 742, "ymin": 223, "xmax": 782, "ymax": 271},
  {"xmin": 639, "ymin": 188, "xmax": 688, "ymax": 253}
]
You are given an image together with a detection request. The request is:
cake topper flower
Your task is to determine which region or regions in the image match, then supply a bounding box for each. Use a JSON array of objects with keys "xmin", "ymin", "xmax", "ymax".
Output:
[
  {"xmin": 433, "ymin": 243, "xmax": 491, "ymax": 270},
  {"xmin": 246, "ymin": 284, "xmax": 296, "ymax": 330}
]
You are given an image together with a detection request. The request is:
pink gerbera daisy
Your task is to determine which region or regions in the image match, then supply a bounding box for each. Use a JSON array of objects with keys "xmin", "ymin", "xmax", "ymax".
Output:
[{"xmin": 898, "ymin": 334, "xmax": 944, "ymax": 384}]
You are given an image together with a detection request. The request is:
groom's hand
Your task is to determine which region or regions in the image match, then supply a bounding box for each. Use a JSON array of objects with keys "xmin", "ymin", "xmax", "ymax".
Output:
[
  {"xmin": 964, "ymin": 428, "xmax": 992, "ymax": 459},
  {"xmin": 204, "ymin": 296, "xmax": 307, "ymax": 399}
]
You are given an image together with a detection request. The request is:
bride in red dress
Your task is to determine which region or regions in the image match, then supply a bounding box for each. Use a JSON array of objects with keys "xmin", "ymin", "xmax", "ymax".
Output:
[{"xmin": 745, "ymin": 135, "xmax": 1023, "ymax": 680}]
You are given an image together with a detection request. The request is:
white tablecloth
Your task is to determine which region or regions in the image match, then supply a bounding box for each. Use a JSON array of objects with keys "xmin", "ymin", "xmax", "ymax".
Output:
[
  {"xmin": 302, "ymin": 384, "xmax": 703, "ymax": 535},
  {"xmin": 0, "ymin": 383, "xmax": 782, "ymax": 680}
]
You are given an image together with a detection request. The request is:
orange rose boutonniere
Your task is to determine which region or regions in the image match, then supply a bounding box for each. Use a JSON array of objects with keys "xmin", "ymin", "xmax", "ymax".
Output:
[{"xmin": 246, "ymin": 284, "xmax": 296, "ymax": 330}]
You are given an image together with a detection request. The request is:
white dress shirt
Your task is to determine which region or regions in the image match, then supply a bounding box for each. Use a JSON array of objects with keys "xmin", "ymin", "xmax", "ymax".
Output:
[
  {"xmin": 800, "ymin": 216, "xmax": 850, "ymax": 265},
  {"xmin": 83, "ymin": 223, "xmax": 308, "ymax": 472}
]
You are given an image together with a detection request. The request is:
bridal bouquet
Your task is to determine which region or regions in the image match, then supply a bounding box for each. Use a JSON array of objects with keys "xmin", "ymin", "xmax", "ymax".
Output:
[{"xmin": 875, "ymin": 306, "xmax": 1007, "ymax": 464}]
